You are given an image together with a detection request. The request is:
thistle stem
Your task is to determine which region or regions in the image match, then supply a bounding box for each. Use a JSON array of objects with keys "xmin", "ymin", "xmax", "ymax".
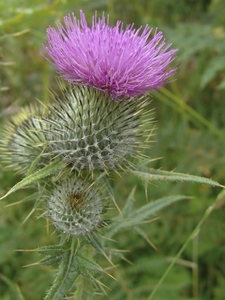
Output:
[{"xmin": 44, "ymin": 237, "xmax": 79, "ymax": 300}]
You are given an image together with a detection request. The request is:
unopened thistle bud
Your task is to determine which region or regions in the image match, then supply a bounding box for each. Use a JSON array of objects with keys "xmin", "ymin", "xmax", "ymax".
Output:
[
  {"xmin": 46, "ymin": 175, "xmax": 105, "ymax": 236},
  {"xmin": 0, "ymin": 106, "xmax": 49, "ymax": 173},
  {"xmin": 0, "ymin": 84, "xmax": 153, "ymax": 175},
  {"xmin": 45, "ymin": 84, "xmax": 152, "ymax": 173}
]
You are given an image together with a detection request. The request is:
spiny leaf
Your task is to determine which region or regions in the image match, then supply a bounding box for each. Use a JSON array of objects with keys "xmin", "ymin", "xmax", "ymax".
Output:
[
  {"xmin": 44, "ymin": 239, "xmax": 79, "ymax": 300},
  {"xmin": 76, "ymin": 250, "xmax": 103, "ymax": 272},
  {"xmin": 134, "ymin": 226, "xmax": 157, "ymax": 250},
  {"xmin": 120, "ymin": 186, "xmax": 136, "ymax": 217},
  {"xmin": 38, "ymin": 245, "xmax": 65, "ymax": 256},
  {"xmin": 131, "ymin": 168, "xmax": 223, "ymax": 187},
  {"xmin": 40, "ymin": 255, "xmax": 62, "ymax": 266},
  {"xmin": 0, "ymin": 160, "xmax": 63, "ymax": 201},
  {"xmin": 107, "ymin": 195, "xmax": 188, "ymax": 238},
  {"xmin": 88, "ymin": 233, "xmax": 113, "ymax": 265}
]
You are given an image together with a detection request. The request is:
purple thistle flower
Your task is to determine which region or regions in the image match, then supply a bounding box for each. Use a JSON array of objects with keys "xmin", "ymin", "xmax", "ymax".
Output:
[{"xmin": 44, "ymin": 10, "xmax": 177, "ymax": 99}]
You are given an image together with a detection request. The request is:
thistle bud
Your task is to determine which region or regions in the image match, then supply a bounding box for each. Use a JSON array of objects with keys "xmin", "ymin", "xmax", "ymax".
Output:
[
  {"xmin": 1, "ymin": 83, "xmax": 153, "ymax": 176},
  {"xmin": 0, "ymin": 106, "xmax": 49, "ymax": 173},
  {"xmin": 45, "ymin": 85, "xmax": 152, "ymax": 173},
  {"xmin": 46, "ymin": 175, "xmax": 105, "ymax": 236}
]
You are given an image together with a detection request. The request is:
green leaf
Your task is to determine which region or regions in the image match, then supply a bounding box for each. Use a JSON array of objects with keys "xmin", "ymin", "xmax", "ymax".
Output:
[
  {"xmin": 0, "ymin": 160, "xmax": 62, "ymax": 201},
  {"xmin": 38, "ymin": 245, "xmax": 65, "ymax": 266},
  {"xmin": 120, "ymin": 186, "xmax": 136, "ymax": 217},
  {"xmin": 108, "ymin": 195, "xmax": 187, "ymax": 238},
  {"xmin": 130, "ymin": 195, "xmax": 186, "ymax": 220},
  {"xmin": 88, "ymin": 233, "xmax": 113, "ymax": 265},
  {"xmin": 134, "ymin": 226, "xmax": 157, "ymax": 249},
  {"xmin": 44, "ymin": 238, "xmax": 79, "ymax": 300},
  {"xmin": 200, "ymin": 56, "xmax": 225, "ymax": 89},
  {"xmin": 130, "ymin": 168, "xmax": 223, "ymax": 187},
  {"xmin": 38, "ymin": 245, "xmax": 65, "ymax": 256},
  {"xmin": 76, "ymin": 250, "xmax": 103, "ymax": 273},
  {"xmin": 40, "ymin": 255, "xmax": 62, "ymax": 266}
]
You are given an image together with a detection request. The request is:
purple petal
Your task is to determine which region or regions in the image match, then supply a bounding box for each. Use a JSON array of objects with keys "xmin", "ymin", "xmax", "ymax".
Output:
[{"xmin": 43, "ymin": 10, "xmax": 178, "ymax": 99}]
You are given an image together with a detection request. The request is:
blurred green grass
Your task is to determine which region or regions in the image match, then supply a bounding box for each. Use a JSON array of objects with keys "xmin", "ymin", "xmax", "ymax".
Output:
[{"xmin": 0, "ymin": 0, "xmax": 225, "ymax": 299}]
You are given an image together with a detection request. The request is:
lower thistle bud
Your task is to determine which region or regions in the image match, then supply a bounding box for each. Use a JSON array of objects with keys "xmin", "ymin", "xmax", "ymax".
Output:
[{"xmin": 46, "ymin": 175, "xmax": 105, "ymax": 236}]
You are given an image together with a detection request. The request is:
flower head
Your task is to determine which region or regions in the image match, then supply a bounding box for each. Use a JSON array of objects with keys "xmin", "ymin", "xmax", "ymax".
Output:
[
  {"xmin": 44, "ymin": 84, "xmax": 153, "ymax": 173},
  {"xmin": 46, "ymin": 175, "xmax": 105, "ymax": 236},
  {"xmin": 44, "ymin": 10, "xmax": 177, "ymax": 99},
  {"xmin": 0, "ymin": 83, "xmax": 154, "ymax": 175},
  {"xmin": 0, "ymin": 106, "xmax": 50, "ymax": 174}
]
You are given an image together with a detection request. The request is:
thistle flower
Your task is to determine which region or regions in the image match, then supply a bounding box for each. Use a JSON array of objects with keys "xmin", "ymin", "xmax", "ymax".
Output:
[
  {"xmin": 44, "ymin": 10, "xmax": 177, "ymax": 99},
  {"xmin": 45, "ymin": 84, "xmax": 153, "ymax": 173},
  {"xmin": 0, "ymin": 106, "xmax": 50, "ymax": 173},
  {"xmin": 46, "ymin": 175, "xmax": 105, "ymax": 236}
]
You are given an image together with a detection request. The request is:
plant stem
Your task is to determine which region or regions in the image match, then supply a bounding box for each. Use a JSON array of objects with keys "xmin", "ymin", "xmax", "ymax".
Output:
[{"xmin": 44, "ymin": 237, "xmax": 79, "ymax": 300}]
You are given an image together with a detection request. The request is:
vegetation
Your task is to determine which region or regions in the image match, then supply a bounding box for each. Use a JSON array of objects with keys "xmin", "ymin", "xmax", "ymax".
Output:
[{"xmin": 0, "ymin": 0, "xmax": 224, "ymax": 299}]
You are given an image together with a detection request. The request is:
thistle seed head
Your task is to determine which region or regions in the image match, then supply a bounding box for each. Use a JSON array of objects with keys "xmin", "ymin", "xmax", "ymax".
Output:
[{"xmin": 46, "ymin": 175, "xmax": 105, "ymax": 236}]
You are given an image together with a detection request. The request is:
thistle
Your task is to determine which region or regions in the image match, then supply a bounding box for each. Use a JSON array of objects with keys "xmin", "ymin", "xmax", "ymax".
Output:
[
  {"xmin": 45, "ymin": 84, "xmax": 153, "ymax": 173},
  {"xmin": 1, "ymin": 83, "xmax": 153, "ymax": 175},
  {"xmin": 45, "ymin": 175, "xmax": 106, "ymax": 236},
  {"xmin": 44, "ymin": 10, "xmax": 177, "ymax": 99},
  {"xmin": 0, "ymin": 10, "xmax": 182, "ymax": 300},
  {"xmin": 0, "ymin": 106, "xmax": 50, "ymax": 174}
]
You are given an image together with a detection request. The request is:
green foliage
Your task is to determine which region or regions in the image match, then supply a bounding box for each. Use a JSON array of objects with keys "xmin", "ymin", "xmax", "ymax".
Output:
[
  {"xmin": 0, "ymin": 0, "xmax": 225, "ymax": 300},
  {"xmin": 107, "ymin": 195, "xmax": 188, "ymax": 238},
  {"xmin": 0, "ymin": 160, "xmax": 63, "ymax": 201},
  {"xmin": 43, "ymin": 239, "xmax": 79, "ymax": 300},
  {"xmin": 163, "ymin": 23, "xmax": 225, "ymax": 90},
  {"xmin": 130, "ymin": 168, "xmax": 222, "ymax": 187}
]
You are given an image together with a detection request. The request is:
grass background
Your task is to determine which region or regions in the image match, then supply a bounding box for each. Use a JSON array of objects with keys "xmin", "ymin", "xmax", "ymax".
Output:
[{"xmin": 0, "ymin": 0, "xmax": 225, "ymax": 299}]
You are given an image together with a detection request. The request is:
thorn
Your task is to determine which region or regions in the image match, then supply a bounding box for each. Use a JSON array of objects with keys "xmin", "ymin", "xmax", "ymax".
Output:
[{"xmin": 22, "ymin": 208, "xmax": 36, "ymax": 225}]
